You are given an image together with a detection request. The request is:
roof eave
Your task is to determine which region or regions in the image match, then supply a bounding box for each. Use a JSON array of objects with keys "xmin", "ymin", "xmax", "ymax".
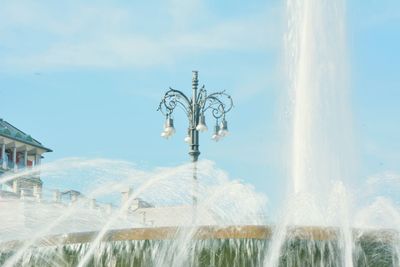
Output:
[{"xmin": 0, "ymin": 133, "xmax": 52, "ymax": 153}]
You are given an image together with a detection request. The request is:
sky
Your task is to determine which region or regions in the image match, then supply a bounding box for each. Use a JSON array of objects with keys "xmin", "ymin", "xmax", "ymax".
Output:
[{"xmin": 0, "ymin": 0, "xmax": 399, "ymax": 217}]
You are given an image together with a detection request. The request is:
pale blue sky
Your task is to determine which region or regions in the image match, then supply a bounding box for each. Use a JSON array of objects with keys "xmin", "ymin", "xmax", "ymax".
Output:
[{"xmin": 0, "ymin": 1, "xmax": 399, "ymax": 216}]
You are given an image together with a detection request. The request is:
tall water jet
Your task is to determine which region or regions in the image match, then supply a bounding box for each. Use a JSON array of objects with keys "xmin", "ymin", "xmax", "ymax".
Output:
[
  {"xmin": 287, "ymin": 0, "xmax": 353, "ymax": 225},
  {"xmin": 266, "ymin": 0, "xmax": 355, "ymax": 265}
]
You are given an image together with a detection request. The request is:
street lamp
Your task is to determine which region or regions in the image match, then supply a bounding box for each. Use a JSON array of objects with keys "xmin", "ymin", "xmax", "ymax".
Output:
[{"xmin": 157, "ymin": 71, "xmax": 233, "ymax": 210}]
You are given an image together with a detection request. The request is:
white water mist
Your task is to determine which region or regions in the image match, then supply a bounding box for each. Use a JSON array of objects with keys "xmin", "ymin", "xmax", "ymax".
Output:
[{"xmin": 266, "ymin": 0, "xmax": 355, "ymax": 265}]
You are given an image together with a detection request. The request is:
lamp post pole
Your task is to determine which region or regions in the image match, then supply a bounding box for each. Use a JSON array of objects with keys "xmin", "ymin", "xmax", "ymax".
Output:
[
  {"xmin": 189, "ymin": 71, "xmax": 200, "ymax": 162},
  {"xmin": 158, "ymin": 71, "xmax": 233, "ymax": 221},
  {"xmin": 189, "ymin": 72, "xmax": 200, "ymax": 209}
]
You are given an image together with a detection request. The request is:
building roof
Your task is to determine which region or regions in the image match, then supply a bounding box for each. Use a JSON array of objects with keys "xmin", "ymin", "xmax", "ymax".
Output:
[{"xmin": 0, "ymin": 118, "xmax": 52, "ymax": 152}]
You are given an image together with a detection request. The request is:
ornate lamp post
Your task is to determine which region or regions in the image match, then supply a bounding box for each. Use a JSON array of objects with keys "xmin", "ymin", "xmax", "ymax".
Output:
[{"xmin": 157, "ymin": 71, "xmax": 233, "ymax": 210}]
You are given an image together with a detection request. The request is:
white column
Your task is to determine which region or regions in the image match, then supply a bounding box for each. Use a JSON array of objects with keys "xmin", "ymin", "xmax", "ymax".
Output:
[
  {"xmin": 33, "ymin": 185, "xmax": 42, "ymax": 201},
  {"xmin": 121, "ymin": 187, "xmax": 133, "ymax": 204},
  {"xmin": 71, "ymin": 193, "xmax": 78, "ymax": 203},
  {"xmin": 35, "ymin": 154, "xmax": 41, "ymax": 166},
  {"xmin": 13, "ymin": 146, "xmax": 17, "ymax": 172},
  {"xmin": 13, "ymin": 179, "xmax": 19, "ymax": 195},
  {"xmin": 1, "ymin": 144, "xmax": 5, "ymax": 169},
  {"xmin": 24, "ymin": 150, "xmax": 28, "ymax": 168},
  {"xmin": 53, "ymin": 189, "xmax": 61, "ymax": 203},
  {"xmin": 20, "ymin": 189, "xmax": 25, "ymax": 200}
]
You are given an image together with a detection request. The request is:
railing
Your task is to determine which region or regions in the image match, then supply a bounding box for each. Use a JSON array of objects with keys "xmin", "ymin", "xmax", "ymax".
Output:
[
  {"xmin": 0, "ymin": 159, "xmax": 15, "ymax": 170},
  {"xmin": 0, "ymin": 160, "xmax": 37, "ymax": 171}
]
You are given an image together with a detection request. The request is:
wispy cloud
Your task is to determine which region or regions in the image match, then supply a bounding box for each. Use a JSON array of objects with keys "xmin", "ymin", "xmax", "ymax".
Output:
[
  {"xmin": 367, "ymin": 171, "xmax": 400, "ymax": 187},
  {"xmin": 0, "ymin": 1, "xmax": 280, "ymax": 71}
]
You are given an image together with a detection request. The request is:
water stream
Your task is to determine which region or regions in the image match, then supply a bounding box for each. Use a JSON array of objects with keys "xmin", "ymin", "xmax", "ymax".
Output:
[{"xmin": 0, "ymin": 0, "xmax": 399, "ymax": 266}]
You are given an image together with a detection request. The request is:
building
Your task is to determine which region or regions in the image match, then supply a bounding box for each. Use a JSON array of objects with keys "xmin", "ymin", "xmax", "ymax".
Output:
[
  {"xmin": 120, "ymin": 188, "xmax": 218, "ymax": 226},
  {"xmin": 0, "ymin": 119, "xmax": 216, "ymax": 230},
  {"xmin": 0, "ymin": 118, "xmax": 51, "ymax": 197}
]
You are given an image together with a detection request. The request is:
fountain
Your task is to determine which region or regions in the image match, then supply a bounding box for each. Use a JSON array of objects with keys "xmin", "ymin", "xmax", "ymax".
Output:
[
  {"xmin": 0, "ymin": 0, "xmax": 399, "ymax": 266},
  {"xmin": 0, "ymin": 159, "xmax": 398, "ymax": 266},
  {"xmin": 0, "ymin": 159, "xmax": 269, "ymax": 266},
  {"xmin": 264, "ymin": 0, "xmax": 400, "ymax": 266}
]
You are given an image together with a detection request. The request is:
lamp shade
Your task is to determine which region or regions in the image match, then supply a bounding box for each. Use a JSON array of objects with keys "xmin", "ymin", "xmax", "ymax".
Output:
[
  {"xmin": 184, "ymin": 128, "xmax": 192, "ymax": 143},
  {"xmin": 164, "ymin": 118, "xmax": 176, "ymax": 136},
  {"xmin": 211, "ymin": 124, "xmax": 220, "ymax": 142},
  {"xmin": 218, "ymin": 120, "xmax": 229, "ymax": 137},
  {"xmin": 196, "ymin": 115, "xmax": 208, "ymax": 132}
]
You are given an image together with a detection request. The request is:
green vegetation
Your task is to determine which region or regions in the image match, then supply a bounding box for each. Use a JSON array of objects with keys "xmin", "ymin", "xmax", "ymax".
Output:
[{"xmin": 0, "ymin": 237, "xmax": 398, "ymax": 266}]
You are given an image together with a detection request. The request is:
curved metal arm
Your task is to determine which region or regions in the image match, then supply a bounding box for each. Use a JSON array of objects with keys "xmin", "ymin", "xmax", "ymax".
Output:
[
  {"xmin": 157, "ymin": 73, "xmax": 233, "ymax": 132},
  {"xmin": 157, "ymin": 87, "xmax": 192, "ymax": 117},
  {"xmin": 199, "ymin": 90, "xmax": 234, "ymax": 120}
]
